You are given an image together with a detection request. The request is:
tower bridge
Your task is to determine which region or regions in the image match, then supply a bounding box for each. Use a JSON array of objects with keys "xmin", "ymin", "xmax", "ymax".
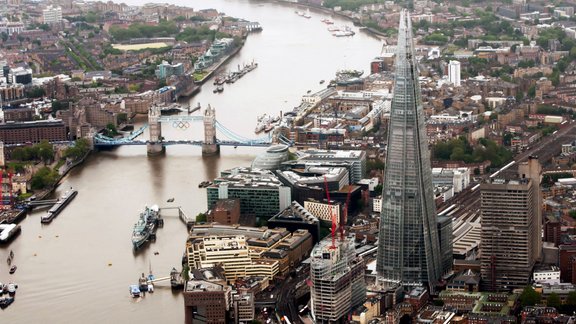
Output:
[{"xmin": 92, "ymin": 104, "xmax": 277, "ymax": 155}]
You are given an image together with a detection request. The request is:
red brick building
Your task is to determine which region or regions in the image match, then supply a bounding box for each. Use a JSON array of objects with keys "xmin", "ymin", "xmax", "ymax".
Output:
[{"xmin": 0, "ymin": 120, "xmax": 67, "ymax": 144}]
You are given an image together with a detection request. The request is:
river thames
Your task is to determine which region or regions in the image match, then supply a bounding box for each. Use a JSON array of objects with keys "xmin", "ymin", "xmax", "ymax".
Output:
[{"xmin": 0, "ymin": 1, "xmax": 381, "ymax": 322}]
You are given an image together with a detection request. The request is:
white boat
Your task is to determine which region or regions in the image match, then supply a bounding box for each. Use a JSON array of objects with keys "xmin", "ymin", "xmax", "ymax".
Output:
[
  {"xmin": 327, "ymin": 25, "xmax": 340, "ymax": 32},
  {"xmin": 332, "ymin": 26, "xmax": 354, "ymax": 37},
  {"xmin": 130, "ymin": 285, "xmax": 141, "ymax": 298},
  {"xmin": 7, "ymin": 283, "xmax": 16, "ymax": 294},
  {"xmin": 302, "ymin": 9, "xmax": 311, "ymax": 19}
]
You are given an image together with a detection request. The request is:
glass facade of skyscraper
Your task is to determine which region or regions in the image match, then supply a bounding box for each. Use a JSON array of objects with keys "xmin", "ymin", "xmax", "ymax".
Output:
[{"xmin": 376, "ymin": 10, "xmax": 449, "ymax": 290}]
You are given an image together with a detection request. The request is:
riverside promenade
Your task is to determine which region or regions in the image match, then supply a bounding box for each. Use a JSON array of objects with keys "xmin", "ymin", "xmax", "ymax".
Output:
[{"xmin": 193, "ymin": 35, "xmax": 250, "ymax": 86}]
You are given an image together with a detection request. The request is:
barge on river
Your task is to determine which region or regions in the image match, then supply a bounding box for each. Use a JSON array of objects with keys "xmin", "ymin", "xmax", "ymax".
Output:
[{"xmin": 41, "ymin": 188, "xmax": 78, "ymax": 223}]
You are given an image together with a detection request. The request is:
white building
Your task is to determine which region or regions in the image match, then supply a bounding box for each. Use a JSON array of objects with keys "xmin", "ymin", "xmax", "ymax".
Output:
[
  {"xmin": 43, "ymin": 5, "xmax": 62, "ymax": 24},
  {"xmin": 304, "ymin": 199, "xmax": 341, "ymax": 225},
  {"xmin": 186, "ymin": 234, "xmax": 279, "ymax": 282},
  {"xmin": 533, "ymin": 266, "xmax": 561, "ymax": 284},
  {"xmin": 373, "ymin": 196, "xmax": 382, "ymax": 213},
  {"xmin": 310, "ymin": 235, "xmax": 365, "ymax": 322},
  {"xmin": 432, "ymin": 167, "xmax": 471, "ymax": 193},
  {"xmin": 448, "ymin": 60, "xmax": 461, "ymax": 87}
]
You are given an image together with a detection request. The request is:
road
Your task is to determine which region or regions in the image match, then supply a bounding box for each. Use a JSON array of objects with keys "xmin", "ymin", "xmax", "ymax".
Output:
[{"xmin": 275, "ymin": 270, "xmax": 310, "ymax": 324}]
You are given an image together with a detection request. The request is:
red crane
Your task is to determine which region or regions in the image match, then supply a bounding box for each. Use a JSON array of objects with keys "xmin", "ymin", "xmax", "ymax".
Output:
[
  {"xmin": 323, "ymin": 176, "xmax": 336, "ymax": 249},
  {"xmin": 341, "ymin": 185, "xmax": 352, "ymax": 241}
]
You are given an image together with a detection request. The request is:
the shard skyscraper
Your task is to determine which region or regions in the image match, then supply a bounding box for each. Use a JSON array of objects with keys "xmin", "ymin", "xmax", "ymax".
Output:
[{"xmin": 376, "ymin": 10, "xmax": 446, "ymax": 290}]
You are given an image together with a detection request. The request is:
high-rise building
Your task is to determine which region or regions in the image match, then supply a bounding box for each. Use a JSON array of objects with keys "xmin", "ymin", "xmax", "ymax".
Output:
[
  {"xmin": 155, "ymin": 60, "xmax": 185, "ymax": 79},
  {"xmin": 448, "ymin": 60, "xmax": 461, "ymax": 87},
  {"xmin": 42, "ymin": 5, "xmax": 62, "ymax": 24},
  {"xmin": 376, "ymin": 10, "xmax": 449, "ymax": 291},
  {"xmin": 310, "ymin": 235, "xmax": 365, "ymax": 323},
  {"xmin": 480, "ymin": 177, "xmax": 538, "ymax": 291},
  {"xmin": 518, "ymin": 156, "xmax": 542, "ymax": 261}
]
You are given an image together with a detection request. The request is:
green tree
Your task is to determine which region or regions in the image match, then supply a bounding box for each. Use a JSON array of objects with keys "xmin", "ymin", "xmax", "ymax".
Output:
[
  {"xmin": 527, "ymin": 85, "xmax": 536, "ymax": 98},
  {"xmin": 547, "ymin": 292, "xmax": 562, "ymax": 309},
  {"xmin": 63, "ymin": 138, "xmax": 91, "ymax": 161},
  {"xmin": 37, "ymin": 140, "xmax": 55, "ymax": 164},
  {"xmin": 26, "ymin": 86, "xmax": 45, "ymax": 98},
  {"xmin": 105, "ymin": 123, "xmax": 118, "ymax": 137},
  {"xmin": 30, "ymin": 167, "xmax": 58, "ymax": 190},
  {"xmin": 567, "ymin": 291, "xmax": 576, "ymax": 306},
  {"xmin": 519, "ymin": 286, "xmax": 541, "ymax": 308},
  {"xmin": 11, "ymin": 147, "xmax": 26, "ymax": 161},
  {"xmin": 367, "ymin": 159, "xmax": 385, "ymax": 173},
  {"xmin": 196, "ymin": 213, "xmax": 207, "ymax": 223}
]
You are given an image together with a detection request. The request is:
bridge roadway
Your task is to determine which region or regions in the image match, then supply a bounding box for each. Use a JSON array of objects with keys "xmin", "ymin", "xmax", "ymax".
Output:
[
  {"xmin": 441, "ymin": 120, "xmax": 576, "ymax": 241},
  {"xmin": 93, "ymin": 139, "xmax": 272, "ymax": 147}
]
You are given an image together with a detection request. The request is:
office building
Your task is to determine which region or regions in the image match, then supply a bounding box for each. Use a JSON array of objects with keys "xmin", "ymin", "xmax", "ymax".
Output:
[
  {"xmin": 432, "ymin": 167, "xmax": 470, "ymax": 193},
  {"xmin": 437, "ymin": 216, "xmax": 453, "ymax": 274},
  {"xmin": 232, "ymin": 292, "xmax": 254, "ymax": 323},
  {"xmin": 268, "ymin": 201, "xmax": 321, "ymax": 243},
  {"xmin": 0, "ymin": 83, "xmax": 25, "ymax": 103},
  {"xmin": 304, "ymin": 199, "xmax": 342, "ymax": 226},
  {"xmin": 42, "ymin": 5, "xmax": 62, "ymax": 24},
  {"xmin": 533, "ymin": 265, "xmax": 560, "ymax": 284},
  {"xmin": 183, "ymin": 267, "xmax": 231, "ymax": 324},
  {"xmin": 284, "ymin": 149, "xmax": 366, "ymax": 184},
  {"xmin": 376, "ymin": 10, "xmax": 449, "ymax": 291},
  {"xmin": 155, "ymin": 60, "xmax": 185, "ymax": 79},
  {"xmin": 8, "ymin": 67, "xmax": 32, "ymax": 85},
  {"xmin": 480, "ymin": 178, "xmax": 537, "ymax": 291},
  {"xmin": 206, "ymin": 167, "xmax": 291, "ymax": 220},
  {"xmin": 448, "ymin": 60, "xmax": 461, "ymax": 87},
  {"xmin": 310, "ymin": 235, "xmax": 366, "ymax": 323},
  {"xmin": 251, "ymin": 144, "xmax": 290, "ymax": 170},
  {"xmin": 518, "ymin": 156, "xmax": 542, "ymax": 261},
  {"xmin": 186, "ymin": 233, "xmax": 279, "ymax": 283},
  {"xmin": 186, "ymin": 224, "xmax": 312, "ymax": 282},
  {"xmin": 207, "ymin": 199, "xmax": 240, "ymax": 225},
  {"xmin": 276, "ymin": 165, "xmax": 355, "ymax": 205}
]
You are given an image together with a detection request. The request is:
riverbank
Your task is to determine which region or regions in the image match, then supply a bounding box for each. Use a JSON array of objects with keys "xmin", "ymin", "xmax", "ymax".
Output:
[
  {"xmin": 274, "ymin": 0, "xmax": 387, "ymax": 40},
  {"xmin": 194, "ymin": 35, "xmax": 248, "ymax": 86}
]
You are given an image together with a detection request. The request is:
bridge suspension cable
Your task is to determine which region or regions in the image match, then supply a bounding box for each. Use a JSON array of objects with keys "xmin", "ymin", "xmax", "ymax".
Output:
[
  {"xmin": 94, "ymin": 124, "xmax": 148, "ymax": 144},
  {"xmin": 214, "ymin": 121, "xmax": 271, "ymax": 144}
]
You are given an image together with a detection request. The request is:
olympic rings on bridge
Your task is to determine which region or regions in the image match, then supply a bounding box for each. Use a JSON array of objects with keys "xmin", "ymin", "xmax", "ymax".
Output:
[{"xmin": 172, "ymin": 121, "xmax": 191, "ymax": 129}]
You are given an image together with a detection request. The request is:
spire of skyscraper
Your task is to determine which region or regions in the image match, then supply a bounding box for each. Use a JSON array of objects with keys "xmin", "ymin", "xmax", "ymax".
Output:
[{"xmin": 376, "ymin": 10, "xmax": 449, "ymax": 290}]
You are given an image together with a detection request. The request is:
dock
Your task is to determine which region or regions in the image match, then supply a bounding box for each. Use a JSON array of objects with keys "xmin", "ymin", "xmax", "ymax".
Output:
[{"xmin": 132, "ymin": 267, "xmax": 185, "ymax": 295}]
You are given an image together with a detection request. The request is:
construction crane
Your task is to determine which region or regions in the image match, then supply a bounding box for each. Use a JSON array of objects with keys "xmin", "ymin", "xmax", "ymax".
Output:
[
  {"xmin": 341, "ymin": 185, "xmax": 352, "ymax": 241},
  {"xmin": 323, "ymin": 176, "xmax": 336, "ymax": 249}
]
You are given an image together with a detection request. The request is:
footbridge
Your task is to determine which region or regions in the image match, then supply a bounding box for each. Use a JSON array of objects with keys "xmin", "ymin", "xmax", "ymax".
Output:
[
  {"xmin": 93, "ymin": 104, "xmax": 275, "ymax": 155},
  {"xmin": 158, "ymin": 206, "xmax": 194, "ymax": 228}
]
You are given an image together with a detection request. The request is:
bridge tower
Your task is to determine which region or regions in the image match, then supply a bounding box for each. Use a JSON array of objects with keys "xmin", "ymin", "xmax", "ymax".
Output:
[
  {"xmin": 202, "ymin": 104, "xmax": 220, "ymax": 156},
  {"xmin": 147, "ymin": 105, "xmax": 165, "ymax": 155}
]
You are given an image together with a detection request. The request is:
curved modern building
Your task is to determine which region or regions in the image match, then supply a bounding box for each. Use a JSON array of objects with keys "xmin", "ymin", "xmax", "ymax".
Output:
[{"xmin": 251, "ymin": 144, "xmax": 289, "ymax": 170}]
